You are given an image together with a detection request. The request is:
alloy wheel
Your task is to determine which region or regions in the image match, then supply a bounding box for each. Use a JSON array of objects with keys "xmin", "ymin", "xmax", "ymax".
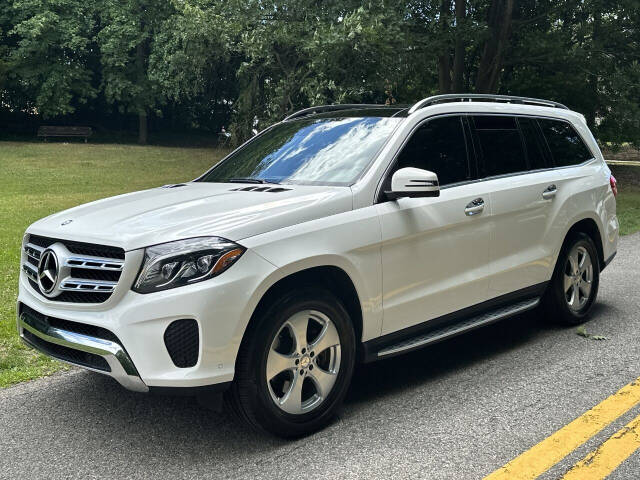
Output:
[
  {"xmin": 564, "ymin": 245, "xmax": 593, "ymax": 311},
  {"xmin": 266, "ymin": 310, "xmax": 341, "ymax": 415}
]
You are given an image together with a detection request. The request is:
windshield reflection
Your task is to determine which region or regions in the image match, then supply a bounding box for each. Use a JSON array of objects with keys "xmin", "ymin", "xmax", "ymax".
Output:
[{"xmin": 200, "ymin": 117, "xmax": 400, "ymax": 186}]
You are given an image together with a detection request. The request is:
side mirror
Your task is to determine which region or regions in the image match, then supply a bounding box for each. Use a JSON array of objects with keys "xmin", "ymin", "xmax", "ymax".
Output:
[{"xmin": 385, "ymin": 167, "xmax": 440, "ymax": 200}]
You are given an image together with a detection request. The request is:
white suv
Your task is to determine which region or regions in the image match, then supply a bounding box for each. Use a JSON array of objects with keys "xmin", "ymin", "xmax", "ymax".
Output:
[{"xmin": 17, "ymin": 94, "xmax": 619, "ymax": 437}]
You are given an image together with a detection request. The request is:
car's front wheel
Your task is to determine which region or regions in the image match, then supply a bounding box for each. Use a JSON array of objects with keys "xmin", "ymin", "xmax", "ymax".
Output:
[{"xmin": 226, "ymin": 288, "xmax": 356, "ymax": 438}]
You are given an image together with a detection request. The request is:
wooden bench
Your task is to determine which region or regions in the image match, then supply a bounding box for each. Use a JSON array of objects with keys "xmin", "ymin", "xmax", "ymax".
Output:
[{"xmin": 37, "ymin": 126, "xmax": 92, "ymax": 142}]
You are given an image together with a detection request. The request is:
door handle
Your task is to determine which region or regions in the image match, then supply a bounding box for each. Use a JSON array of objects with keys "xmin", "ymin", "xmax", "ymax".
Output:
[
  {"xmin": 465, "ymin": 198, "xmax": 485, "ymax": 216},
  {"xmin": 542, "ymin": 184, "xmax": 558, "ymax": 200}
]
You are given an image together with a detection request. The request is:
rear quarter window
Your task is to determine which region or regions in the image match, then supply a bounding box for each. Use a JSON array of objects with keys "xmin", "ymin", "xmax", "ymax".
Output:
[{"xmin": 538, "ymin": 119, "xmax": 593, "ymax": 167}]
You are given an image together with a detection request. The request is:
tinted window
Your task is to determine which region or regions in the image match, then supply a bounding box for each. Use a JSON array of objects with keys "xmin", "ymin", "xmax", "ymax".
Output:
[
  {"xmin": 199, "ymin": 117, "xmax": 401, "ymax": 186},
  {"xmin": 472, "ymin": 115, "xmax": 527, "ymax": 177},
  {"xmin": 538, "ymin": 119, "xmax": 593, "ymax": 167},
  {"xmin": 518, "ymin": 117, "xmax": 549, "ymax": 170},
  {"xmin": 393, "ymin": 116, "xmax": 470, "ymax": 186}
]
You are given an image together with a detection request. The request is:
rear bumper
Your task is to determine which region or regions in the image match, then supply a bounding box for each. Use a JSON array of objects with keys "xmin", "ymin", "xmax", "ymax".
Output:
[{"xmin": 18, "ymin": 307, "xmax": 148, "ymax": 392}]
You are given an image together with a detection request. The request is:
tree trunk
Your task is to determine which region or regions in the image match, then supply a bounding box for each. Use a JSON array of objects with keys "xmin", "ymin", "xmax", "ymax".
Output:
[
  {"xmin": 476, "ymin": 0, "xmax": 514, "ymax": 93},
  {"xmin": 586, "ymin": 7, "xmax": 601, "ymax": 129},
  {"xmin": 138, "ymin": 110, "xmax": 148, "ymax": 145},
  {"xmin": 452, "ymin": 0, "xmax": 466, "ymax": 92},
  {"xmin": 437, "ymin": 0, "xmax": 452, "ymax": 94},
  {"xmin": 136, "ymin": 41, "xmax": 148, "ymax": 144}
]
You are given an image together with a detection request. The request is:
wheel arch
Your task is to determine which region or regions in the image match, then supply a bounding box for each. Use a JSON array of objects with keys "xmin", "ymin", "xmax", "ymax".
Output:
[
  {"xmin": 561, "ymin": 216, "xmax": 605, "ymax": 269},
  {"xmin": 239, "ymin": 265, "xmax": 365, "ymax": 361}
]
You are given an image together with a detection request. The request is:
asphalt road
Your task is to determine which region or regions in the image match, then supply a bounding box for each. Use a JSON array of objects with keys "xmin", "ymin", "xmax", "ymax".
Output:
[{"xmin": 2, "ymin": 233, "xmax": 640, "ymax": 480}]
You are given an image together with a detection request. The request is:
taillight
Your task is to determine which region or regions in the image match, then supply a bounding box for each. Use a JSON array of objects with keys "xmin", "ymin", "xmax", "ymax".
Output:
[{"xmin": 610, "ymin": 175, "xmax": 618, "ymax": 197}]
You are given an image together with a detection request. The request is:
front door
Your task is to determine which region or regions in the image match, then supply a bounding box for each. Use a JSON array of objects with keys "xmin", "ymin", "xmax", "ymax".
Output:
[{"xmin": 376, "ymin": 115, "xmax": 492, "ymax": 335}]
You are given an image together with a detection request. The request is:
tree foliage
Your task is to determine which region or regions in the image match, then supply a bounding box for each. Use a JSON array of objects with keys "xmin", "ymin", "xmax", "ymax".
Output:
[{"xmin": 1, "ymin": 0, "xmax": 639, "ymax": 145}]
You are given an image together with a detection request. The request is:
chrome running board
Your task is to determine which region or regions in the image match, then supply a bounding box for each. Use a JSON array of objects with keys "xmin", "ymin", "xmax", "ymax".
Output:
[{"xmin": 377, "ymin": 298, "xmax": 540, "ymax": 358}]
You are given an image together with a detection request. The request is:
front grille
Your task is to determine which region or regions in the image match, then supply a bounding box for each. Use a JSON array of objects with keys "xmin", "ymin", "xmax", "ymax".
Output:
[
  {"xmin": 23, "ymin": 329, "xmax": 111, "ymax": 371},
  {"xmin": 164, "ymin": 319, "xmax": 199, "ymax": 368},
  {"xmin": 23, "ymin": 234, "xmax": 125, "ymax": 303},
  {"xmin": 29, "ymin": 234, "xmax": 125, "ymax": 259}
]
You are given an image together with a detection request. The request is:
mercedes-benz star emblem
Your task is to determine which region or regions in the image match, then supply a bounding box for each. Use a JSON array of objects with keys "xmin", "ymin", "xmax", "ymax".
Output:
[{"xmin": 37, "ymin": 249, "xmax": 59, "ymax": 294}]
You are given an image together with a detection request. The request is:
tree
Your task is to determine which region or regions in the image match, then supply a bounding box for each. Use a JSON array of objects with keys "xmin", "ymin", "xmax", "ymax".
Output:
[
  {"xmin": 97, "ymin": 0, "xmax": 173, "ymax": 143},
  {"xmin": 8, "ymin": 0, "xmax": 97, "ymax": 117},
  {"xmin": 2, "ymin": 0, "xmax": 640, "ymax": 147}
]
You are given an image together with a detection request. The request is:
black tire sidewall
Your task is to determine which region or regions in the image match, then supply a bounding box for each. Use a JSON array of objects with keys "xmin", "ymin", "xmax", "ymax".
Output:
[
  {"xmin": 235, "ymin": 288, "xmax": 356, "ymax": 438},
  {"xmin": 550, "ymin": 233, "xmax": 600, "ymax": 323}
]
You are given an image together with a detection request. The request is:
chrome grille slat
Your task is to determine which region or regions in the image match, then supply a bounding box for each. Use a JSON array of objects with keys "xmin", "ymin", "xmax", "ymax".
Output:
[
  {"xmin": 64, "ymin": 255, "xmax": 124, "ymax": 271},
  {"xmin": 60, "ymin": 279, "xmax": 117, "ymax": 293},
  {"xmin": 24, "ymin": 243, "xmax": 43, "ymax": 262},
  {"xmin": 23, "ymin": 263, "xmax": 38, "ymax": 282},
  {"xmin": 22, "ymin": 235, "xmax": 124, "ymax": 303}
]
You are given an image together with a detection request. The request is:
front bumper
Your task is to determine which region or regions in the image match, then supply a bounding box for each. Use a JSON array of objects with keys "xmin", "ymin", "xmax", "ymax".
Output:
[
  {"xmin": 17, "ymin": 248, "xmax": 277, "ymax": 391},
  {"xmin": 18, "ymin": 306, "xmax": 148, "ymax": 392}
]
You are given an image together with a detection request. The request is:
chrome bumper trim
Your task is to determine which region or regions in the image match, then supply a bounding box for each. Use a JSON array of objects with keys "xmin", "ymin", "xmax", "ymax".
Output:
[{"xmin": 18, "ymin": 312, "xmax": 148, "ymax": 393}]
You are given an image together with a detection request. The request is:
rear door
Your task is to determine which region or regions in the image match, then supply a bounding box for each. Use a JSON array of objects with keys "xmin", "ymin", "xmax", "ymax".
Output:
[{"xmin": 470, "ymin": 115, "xmax": 559, "ymax": 299}]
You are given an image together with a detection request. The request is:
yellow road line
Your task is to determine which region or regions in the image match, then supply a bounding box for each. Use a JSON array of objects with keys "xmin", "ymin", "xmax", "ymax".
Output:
[
  {"xmin": 560, "ymin": 413, "xmax": 640, "ymax": 480},
  {"xmin": 484, "ymin": 378, "xmax": 640, "ymax": 480}
]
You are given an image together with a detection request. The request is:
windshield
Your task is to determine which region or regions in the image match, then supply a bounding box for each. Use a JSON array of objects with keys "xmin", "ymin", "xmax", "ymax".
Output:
[{"xmin": 198, "ymin": 117, "xmax": 401, "ymax": 186}]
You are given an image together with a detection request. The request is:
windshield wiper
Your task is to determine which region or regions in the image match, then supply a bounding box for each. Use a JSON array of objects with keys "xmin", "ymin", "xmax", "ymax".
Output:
[{"xmin": 229, "ymin": 177, "xmax": 280, "ymax": 185}]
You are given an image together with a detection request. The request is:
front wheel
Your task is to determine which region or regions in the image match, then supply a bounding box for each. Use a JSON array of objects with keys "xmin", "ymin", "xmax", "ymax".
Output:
[
  {"xmin": 226, "ymin": 288, "xmax": 356, "ymax": 438},
  {"xmin": 542, "ymin": 232, "xmax": 600, "ymax": 325}
]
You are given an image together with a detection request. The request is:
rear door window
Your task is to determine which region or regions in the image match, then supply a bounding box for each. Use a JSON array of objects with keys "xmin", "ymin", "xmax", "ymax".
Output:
[
  {"xmin": 538, "ymin": 118, "xmax": 593, "ymax": 167},
  {"xmin": 471, "ymin": 115, "xmax": 527, "ymax": 177},
  {"xmin": 518, "ymin": 117, "xmax": 549, "ymax": 170}
]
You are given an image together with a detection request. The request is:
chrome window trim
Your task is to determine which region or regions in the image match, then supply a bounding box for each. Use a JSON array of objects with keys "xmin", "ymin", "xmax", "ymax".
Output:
[{"xmin": 439, "ymin": 157, "xmax": 598, "ymax": 190}]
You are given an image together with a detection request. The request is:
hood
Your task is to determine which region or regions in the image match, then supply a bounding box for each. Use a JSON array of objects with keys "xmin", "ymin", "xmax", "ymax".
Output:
[{"xmin": 28, "ymin": 182, "xmax": 353, "ymax": 251}]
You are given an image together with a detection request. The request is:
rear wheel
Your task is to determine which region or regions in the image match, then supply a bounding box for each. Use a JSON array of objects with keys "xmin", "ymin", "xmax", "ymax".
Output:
[
  {"xmin": 226, "ymin": 288, "xmax": 355, "ymax": 438},
  {"xmin": 542, "ymin": 232, "xmax": 600, "ymax": 325}
]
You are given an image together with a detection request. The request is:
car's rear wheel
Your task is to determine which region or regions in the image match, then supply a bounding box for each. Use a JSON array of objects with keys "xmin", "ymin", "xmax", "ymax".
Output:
[
  {"xmin": 226, "ymin": 288, "xmax": 355, "ymax": 438},
  {"xmin": 542, "ymin": 232, "xmax": 600, "ymax": 325}
]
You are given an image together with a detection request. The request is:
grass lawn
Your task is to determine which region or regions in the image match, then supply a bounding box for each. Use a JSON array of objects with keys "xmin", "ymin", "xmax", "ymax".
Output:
[
  {"xmin": 610, "ymin": 165, "xmax": 640, "ymax": 235},
  {"xmin": 0, "ymin": 143, "xmax": 639, "ymax": 388},
  {"xmin": 0, "ymin": 141, "xmax": 225, "ymax": 387}
]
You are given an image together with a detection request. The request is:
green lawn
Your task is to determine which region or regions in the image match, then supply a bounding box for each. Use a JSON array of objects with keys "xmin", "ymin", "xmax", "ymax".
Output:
[
  {"xmin": 0, "ymin": 143, "xmax": 639, "ymax": 388},
  {"xmin": 610, "ymin": 165, "xmax": 640, "ymax": 236},
  {"xmin": 0, "ymin": 141, "xmax": 225, "ymax": 387}
]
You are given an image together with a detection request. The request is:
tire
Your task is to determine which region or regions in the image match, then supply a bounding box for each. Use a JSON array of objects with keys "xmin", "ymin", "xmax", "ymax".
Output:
[
  {"xmin": 542, "ymin": 232, "xmax": 600, "ymax": 325},
  {"xmin": 225, "ymin": 288, "xmax": 356, "ymax": 438}
]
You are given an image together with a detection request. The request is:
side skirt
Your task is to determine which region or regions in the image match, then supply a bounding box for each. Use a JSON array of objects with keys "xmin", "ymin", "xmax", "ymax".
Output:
[{"xmin": 361, "ymin": 282, "xmax": 547, "ymax": 362}]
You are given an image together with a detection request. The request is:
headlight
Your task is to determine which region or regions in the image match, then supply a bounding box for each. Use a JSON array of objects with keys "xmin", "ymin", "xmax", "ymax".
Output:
[{"xmin": 133, "ymin": 237, "xmax": 245, "ymax": 294}]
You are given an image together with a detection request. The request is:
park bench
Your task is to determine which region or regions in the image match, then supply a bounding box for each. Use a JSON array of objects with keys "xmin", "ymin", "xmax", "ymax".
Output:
[{"xmin": 37, "ymin": 126, "xmax": 92, "ymax": 142}]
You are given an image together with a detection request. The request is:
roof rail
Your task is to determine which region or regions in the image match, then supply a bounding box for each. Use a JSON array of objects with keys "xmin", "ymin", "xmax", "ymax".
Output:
[
  {"xmin": 284, "ymin": 104, "xmax": 387, "ymax": 121},
  {"xmin": 408, "ymin": 94, "xmax": 569, "ymax": 114}
]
